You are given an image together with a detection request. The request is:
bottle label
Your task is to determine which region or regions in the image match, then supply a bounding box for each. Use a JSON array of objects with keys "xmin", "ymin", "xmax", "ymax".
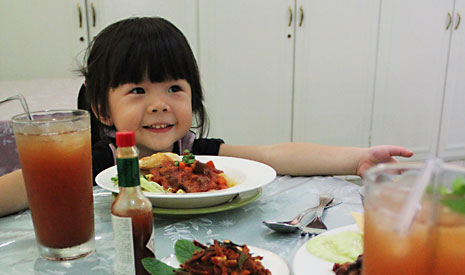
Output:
[
  {"xmin": 117, "ymin": 157, "xmax": 140, "ymax": 187},
  {"xmin": 112, "ymin": 214, "xmax": 135, "ymax": 275},
  {"xmin": 146, "ymin": 227, "xmax": 155, "ymax": 254}
]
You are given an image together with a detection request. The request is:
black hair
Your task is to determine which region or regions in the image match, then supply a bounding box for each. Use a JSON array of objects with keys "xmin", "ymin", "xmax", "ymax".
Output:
[{"xmin": 79, "ymin": 17, "xmax": 208, "ymax": 142}]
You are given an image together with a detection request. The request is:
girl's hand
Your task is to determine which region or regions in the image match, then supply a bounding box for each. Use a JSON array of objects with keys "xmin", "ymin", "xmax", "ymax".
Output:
[{"xmin": 356, "ymin": 145, "xmax": 414, "ymax": 177}]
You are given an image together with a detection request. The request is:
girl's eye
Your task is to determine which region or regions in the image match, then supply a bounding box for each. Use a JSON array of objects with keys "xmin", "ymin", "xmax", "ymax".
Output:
[
  {"xmin": 168, "ymin": 85, "xmax": 182, "ymax": 93},
  {"xmin": 129, "ymin": 87, "xmax": 146, "ymax": 94}
]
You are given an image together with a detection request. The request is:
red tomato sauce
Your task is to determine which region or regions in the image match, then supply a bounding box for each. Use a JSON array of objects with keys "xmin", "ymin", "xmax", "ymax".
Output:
[{"xmin": 149, "ymin": 160, "xmax": 227, "ymax": 193}]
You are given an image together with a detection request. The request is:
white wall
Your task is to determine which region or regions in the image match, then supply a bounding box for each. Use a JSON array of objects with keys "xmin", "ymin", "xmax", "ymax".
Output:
[{"xmin": 0, "ymin": 78, "xmax": 84, "ymax": 120}]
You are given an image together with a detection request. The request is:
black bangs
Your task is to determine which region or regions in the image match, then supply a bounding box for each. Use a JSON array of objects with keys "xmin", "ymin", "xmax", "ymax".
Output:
[{"xmin": 107, "ymin": 18, "xmax": 196, "ymax": 88}]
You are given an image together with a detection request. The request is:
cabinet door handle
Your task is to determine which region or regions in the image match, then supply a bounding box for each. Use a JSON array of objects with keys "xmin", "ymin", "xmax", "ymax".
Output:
[
  {"xmin": 91, "ymin": 2, "xmax": 96, "ymax": 27},
  {"xmin": 455, "ymin": 13, "xmax": 461, "ymax": 30},
  {"xmin": 288, "ymin": 6, "xmax": 293, "ymax": 27},
  {"xmin": 77, "ymin": 3, "xmax": 82, "ymax": 28},
  {"xmin": 446, "ymin": 12, "xmax": 452, "ymax": 30},
  {"xmin": 299, "ymin": 6, "xmax": 304, "ymax": 27}
]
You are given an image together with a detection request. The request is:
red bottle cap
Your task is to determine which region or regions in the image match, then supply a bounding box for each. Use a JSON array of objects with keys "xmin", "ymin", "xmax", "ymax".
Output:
[{"xmin": 116, "ymin": 131, "xmax": 136, "ymax": 147}]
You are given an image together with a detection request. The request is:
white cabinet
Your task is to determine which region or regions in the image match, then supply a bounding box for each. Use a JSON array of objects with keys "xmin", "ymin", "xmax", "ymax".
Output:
[
  {"xmin": 371, "ymin": 0, "xmax": 457, "ymax": 160},
  {"xmin": 198, "ymin": 0, "xmax": 294, "ymax": 145},
  {"xmin": 438, "ymin": 1, "xmax": 465, "ymax": 160},
  {"xmin": 0, "ymin": 0, "xmax": 89, "ymax": 80},
  {"xmin": 199, "ymin": 0, "xmax": 379, "ymax": 147},
  {"xmin": 0, "ymin": 0, "xmax": 198, "ymax": 81},
  {"xmin": 293, "ymin": 0, "xmax": 379, "ymax": 147},
  {"xmin": 85, "ymin": 0, "xmax": 198, "ymax": 57}
]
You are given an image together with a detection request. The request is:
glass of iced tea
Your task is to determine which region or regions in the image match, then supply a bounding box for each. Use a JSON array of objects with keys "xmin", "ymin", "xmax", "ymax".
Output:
[
  {"xmin": 12, "ymin": 109, "xmax": 95, "ymax": 261},
  {"xmin": 362, "ymin": 162, "xmax": 465, "ymax": 275}
]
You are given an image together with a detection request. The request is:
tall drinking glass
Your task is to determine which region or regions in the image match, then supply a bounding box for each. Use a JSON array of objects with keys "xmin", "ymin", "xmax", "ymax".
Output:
[
  {"xmin": 363, "ymin": 162, "xmax": 465, "ymax": 275},
  {"xmin": 12, "ymin": 110, "xmax": 95, "ymax": 260}
]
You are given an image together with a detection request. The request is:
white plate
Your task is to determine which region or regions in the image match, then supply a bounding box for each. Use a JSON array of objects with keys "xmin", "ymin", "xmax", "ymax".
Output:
[
  {"xmin": 293, "ymin": 224, "xmax": 360, "ymax": 275},
  {"xmin": 162, "ymin": 245, "xmax": 290, "ymax": 275},
  {"xmin": 95, "ymin": 155, "xmax": 276, "ymax": 208}
]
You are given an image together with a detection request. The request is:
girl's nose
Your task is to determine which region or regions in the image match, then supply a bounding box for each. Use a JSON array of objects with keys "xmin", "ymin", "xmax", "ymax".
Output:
[
  {"xmin": 149, "ymin": 101, "xmax": 169, "ymax": 113},
  {"xmin": 152, "ymin": 106, "xmax": 168, "ymax": 112}
]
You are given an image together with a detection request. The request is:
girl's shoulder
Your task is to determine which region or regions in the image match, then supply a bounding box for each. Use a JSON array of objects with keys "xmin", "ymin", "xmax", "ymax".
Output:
[{"xmin": 191, "ymin": 137, "xmax": 225, "ymax": 156}]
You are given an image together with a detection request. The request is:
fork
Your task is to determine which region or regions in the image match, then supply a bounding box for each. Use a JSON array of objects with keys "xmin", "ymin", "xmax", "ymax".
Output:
[
  {"xmin": 300, "ymin": 194, "xmax": 334, "ymax": 236},
  {"xmin": 262, "ymin": 199, "xmax": 341, "ymax": 233}
]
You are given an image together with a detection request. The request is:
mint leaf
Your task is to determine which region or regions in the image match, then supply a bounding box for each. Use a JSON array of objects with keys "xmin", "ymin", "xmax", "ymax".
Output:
[
  {"xmin": 425, "ymin": 177, "xmax": 465, "ymax": 214},
  {"xmin": 426, "ymin": 185, "xmax": 448, "ymax": 195},
  {"xmin": 440, "ymin": 197, "xmax": 465, "ymax": 215},
  {"xmin": 142, "ymin": 258, "xmax": 177, "ymax": 275},
  {"xmin": 452, "ymin": 177, "xmax": 465, "ymax": 195},
  {"xmin": 438, "ymin": 177, "xmax": 465, "ymax": 214},
  {"xmin": 174, "ymin": 240, "xmax": 202, "ymax": 264}
]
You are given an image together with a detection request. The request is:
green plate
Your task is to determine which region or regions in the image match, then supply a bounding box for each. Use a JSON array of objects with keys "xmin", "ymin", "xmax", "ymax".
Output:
[{"xmin": 152, "ymin": 188, "xmax": 262, "ymax": 217}]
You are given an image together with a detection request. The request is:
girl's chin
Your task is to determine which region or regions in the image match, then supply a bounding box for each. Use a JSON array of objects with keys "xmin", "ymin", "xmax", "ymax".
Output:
[
  {"xmin": 137, "ymin": 143, "xmax": 174, "ymax": 157},
  {"xmin": 137, "ymin": 130, "xmax": 177, "ymax": 152}
]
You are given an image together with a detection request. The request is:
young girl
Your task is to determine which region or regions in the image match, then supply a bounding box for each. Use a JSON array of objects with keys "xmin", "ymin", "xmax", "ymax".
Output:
[
  {"xmin": 0, "ymin": 17, "xmax": 412, "ymax": 217},
  {"xmin": 79, "ymin": 17, "xmax": 412, "ymax": 180}
]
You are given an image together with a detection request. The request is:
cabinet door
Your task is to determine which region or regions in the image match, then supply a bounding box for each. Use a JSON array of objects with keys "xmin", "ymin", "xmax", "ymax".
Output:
[
  {"xmin": 0, "ymin": 0, "xmax": 88, "ymax": 80},
  {"xmin": 198, "ymin": 1, "xmax": 294, "ymax": 145},
  {"xmin": 438, "ymin": 1, "xmax": 465, "ymax": 159},
  {"xmin": 293, "ymin": 0, "xmax": 380, "ymax": 147},
  {"xmin": 86, "ymin": 0, "xmax": 198, "ymax": 56},
  {"xmin": 371, "ymin": 1, "xmax": 453, "ymax": 160}
]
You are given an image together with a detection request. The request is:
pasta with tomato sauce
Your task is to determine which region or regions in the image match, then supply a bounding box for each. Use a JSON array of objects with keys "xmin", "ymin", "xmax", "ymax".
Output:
[{"xmin": 138, "ymin": 151, "xmax": 237, "ymax": 193}]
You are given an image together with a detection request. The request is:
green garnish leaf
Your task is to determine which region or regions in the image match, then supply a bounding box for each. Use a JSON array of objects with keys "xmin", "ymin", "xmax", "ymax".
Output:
[
  {"xmin": 440, "ymin": 197, "xmax": 465, "ymax": 215},
  {"xmin": 181, "ymin": 151, "xmax": 195, "ymax": 165},
  {"xmin": 238, "ymin": 251, "xmax": 248, "ymax": 270},
  {"xmin": 452, "ymin": 177, "xmax": 465, "ymax": 195},
  {"xmin": 425, "ymin": 177, "xmax": 465, "ymax": 214},
  {"xmin": 174, "ymin": 161, "xmax": 179, "ymax": 166},
  {"xmin": 440, "ymin": 177, "xmax": 465, "ymax": 214},
  {"xmin": 426, "ymin": 185, "xmax": 448, "ymax": 195},
  {"xmin": 174, "ymin": 240, "xmax": 202, "ymax": 264},
  {"xmin": 140, "ymin": 176, "xmax": 165, "ymax": 193},
  {"xmin": 111, "ymin": 176, "xmax": 118, "ymax": 182},
  {"xmin": 142, "ymin": 258, "xmax": 178, "ymax": 275}
]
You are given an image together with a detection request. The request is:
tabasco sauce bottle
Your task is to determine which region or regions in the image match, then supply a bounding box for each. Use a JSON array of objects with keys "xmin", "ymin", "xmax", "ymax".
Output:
[{"xmin": 111, "ymin": 131, "xmax": 155, "ymax": 275}]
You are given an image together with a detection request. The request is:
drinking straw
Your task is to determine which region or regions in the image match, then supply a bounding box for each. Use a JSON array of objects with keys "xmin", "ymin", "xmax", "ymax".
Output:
[
  {"xmin": 395, "ymin": 158, "xmax": 439, "ymax": 236},
  {"xmin": 0, "ymin": 94, "xmax": 33, "ymax": 120}
]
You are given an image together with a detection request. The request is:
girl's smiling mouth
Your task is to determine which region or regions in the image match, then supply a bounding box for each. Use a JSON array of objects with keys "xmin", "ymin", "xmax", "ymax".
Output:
[{"xmin": 143, "ymin": 123, "xmax": 174, "ymax": 132}]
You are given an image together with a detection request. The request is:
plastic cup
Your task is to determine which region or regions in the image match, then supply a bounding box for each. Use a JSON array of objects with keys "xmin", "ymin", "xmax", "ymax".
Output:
[
  {"xmin": 12, "ymin": 110, "xmax": 95, "ymax": 261},
  {"xmin": 362, "ymin": 162, "xmax": 465, "ymax": 275}
]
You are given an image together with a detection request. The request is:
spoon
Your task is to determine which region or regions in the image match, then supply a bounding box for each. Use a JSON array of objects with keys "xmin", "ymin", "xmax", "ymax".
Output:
[{"xmin": 262, "ymin": 198, "xmax": 341, "ymax": 233}]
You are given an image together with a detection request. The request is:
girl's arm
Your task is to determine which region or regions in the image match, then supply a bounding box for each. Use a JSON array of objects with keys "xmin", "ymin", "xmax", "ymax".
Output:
[
  {"xmin": 218, "ymin": 143, "xmax": 413, "ymax": 177},
  {"xmin": 0, "ymin": 170, "xmax": 28, "ymax": 217}
]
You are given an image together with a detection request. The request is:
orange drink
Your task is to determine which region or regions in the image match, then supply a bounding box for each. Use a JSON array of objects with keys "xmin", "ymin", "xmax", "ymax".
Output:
[
  {"xmin": 363, "ymin": 163, "xmax": 465, "ymax": 275},
  {"xmin": 432, "ymin": 206, "xmax": 465, "ymax": 274},
  {"xmin": 12, "ymin": 110, "xmax": 95, "ymax": 260}
]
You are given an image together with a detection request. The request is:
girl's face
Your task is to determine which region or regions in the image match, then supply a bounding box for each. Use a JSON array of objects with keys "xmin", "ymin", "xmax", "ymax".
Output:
[{"xmin": 107, "ymin": 78, "xmax": 193, "ymax": 157}]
